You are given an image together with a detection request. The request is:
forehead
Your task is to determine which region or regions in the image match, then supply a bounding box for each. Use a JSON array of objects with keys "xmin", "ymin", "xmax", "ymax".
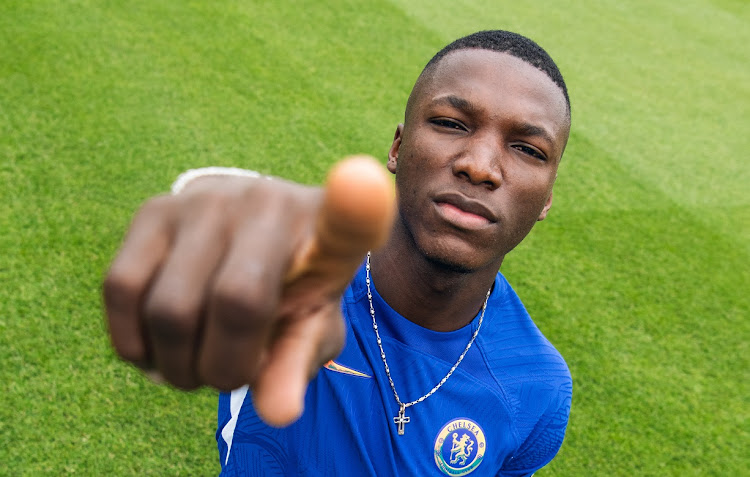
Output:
[{"xmin": 413, "ymin": 49, "xmax": 570, "ymax": 137}]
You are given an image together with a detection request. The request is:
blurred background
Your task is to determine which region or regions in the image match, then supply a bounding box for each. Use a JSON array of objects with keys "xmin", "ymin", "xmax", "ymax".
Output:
[{"xmin": 1, "ymin": 0, "xmax": 747, "ymax": 474}]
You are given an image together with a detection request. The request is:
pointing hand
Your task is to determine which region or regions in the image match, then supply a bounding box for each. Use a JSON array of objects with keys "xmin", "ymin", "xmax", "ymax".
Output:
[{"xmin": 103, "ymin": 156, "xmax": 395, "ymax": 426}]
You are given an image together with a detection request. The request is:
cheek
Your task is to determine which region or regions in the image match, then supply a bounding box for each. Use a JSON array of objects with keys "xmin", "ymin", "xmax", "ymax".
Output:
[
  {"xmin": 394, "ymin": 149, "xmax": 430, "ymax": 192},
  {"xmin": 502, "ymin": 168, "xmax": 555, "ymax": 217},
  {"xmin": 510, "ymin": 184, "xmax": 555, "ymax": 231},
  {"xmin": 509, "ymin": 164, "xmax": 555, "ymax": 197}
]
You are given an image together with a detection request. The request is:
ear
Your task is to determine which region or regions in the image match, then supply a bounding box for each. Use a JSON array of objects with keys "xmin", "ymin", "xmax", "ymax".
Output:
[
  {"xmin": 387, "ymin": 124, "xmax": 404, "ymax": 174},
  {"xmin": 537, "ymin": 191, "xmax": 553, "ymax": 221}
]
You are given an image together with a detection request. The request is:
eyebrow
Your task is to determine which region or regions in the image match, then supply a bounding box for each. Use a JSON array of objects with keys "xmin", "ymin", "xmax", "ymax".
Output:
[
  {"xmin": 514, "ymin": 123, "xmax": 555, "ymax": 147},
  {"xmin": 429, "ymin": 95, "xmax": 482, "ymax": 114}
]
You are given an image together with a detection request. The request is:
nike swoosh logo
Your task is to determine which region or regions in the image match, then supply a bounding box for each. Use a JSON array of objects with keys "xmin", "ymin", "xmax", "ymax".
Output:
[{"xmin": 324, "ymin": 360, "xmax": 371, "ymax": 378}]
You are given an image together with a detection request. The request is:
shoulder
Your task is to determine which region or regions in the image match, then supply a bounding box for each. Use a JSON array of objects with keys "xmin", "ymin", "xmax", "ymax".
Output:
[
  {"xmin": 479, "ymin": 272, "xmax": 572, "ymax": 426},
  {"xmin": 478, "ymin": 274, "xmax": 572, "ymax": 475},
  {"xmin": 481, "ymin": 272, "xmax": 570, "ymax": 381}
]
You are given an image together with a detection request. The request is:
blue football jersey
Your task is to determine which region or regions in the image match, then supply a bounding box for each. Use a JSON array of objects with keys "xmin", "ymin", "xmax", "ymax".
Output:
[{"xmin": 217, "ymin": 263, "xmax": 572, "ymax": 476}]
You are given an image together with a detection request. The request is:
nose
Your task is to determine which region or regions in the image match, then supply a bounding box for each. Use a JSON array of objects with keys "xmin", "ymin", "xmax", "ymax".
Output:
[{"xmin": 451, "ymin": 136, "xmax": 503, "ymax": 189}]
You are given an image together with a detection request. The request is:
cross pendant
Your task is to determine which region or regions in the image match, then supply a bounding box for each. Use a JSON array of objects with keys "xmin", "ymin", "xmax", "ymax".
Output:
[{"xmin": 393, "ymin": 404, "xmax": 410, "ymax": 435}]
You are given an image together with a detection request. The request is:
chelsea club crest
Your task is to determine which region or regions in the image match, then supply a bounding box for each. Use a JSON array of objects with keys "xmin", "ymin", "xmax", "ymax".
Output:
[{"xmin": 434, "ymin": 418, "xmax": 486, "ymax": 475}]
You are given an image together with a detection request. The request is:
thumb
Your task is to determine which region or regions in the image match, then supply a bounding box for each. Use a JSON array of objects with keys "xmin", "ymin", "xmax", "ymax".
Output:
[
  {"xmin": 255, "ymin": 156, "xmax": 393, "ymax": 427},
  {"xmin": 287, "ymin": 155, "xmax": 395, "ymax": 285}
]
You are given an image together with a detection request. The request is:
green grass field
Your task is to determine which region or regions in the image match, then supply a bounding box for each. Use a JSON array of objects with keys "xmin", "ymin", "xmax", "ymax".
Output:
[{"xmin": 1, "ymin": 0, "xmax": 748, "ymax": 475}]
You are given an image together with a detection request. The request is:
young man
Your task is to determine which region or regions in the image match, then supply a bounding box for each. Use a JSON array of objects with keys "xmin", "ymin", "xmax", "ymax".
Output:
[{"xmin": 104, "ymin": 30, "xmax": 572, "ymax": 476}]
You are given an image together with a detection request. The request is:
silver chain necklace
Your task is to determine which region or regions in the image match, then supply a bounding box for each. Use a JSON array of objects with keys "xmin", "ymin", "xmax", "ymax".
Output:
[{"xmin": 365, "ymin": 252, "xmax": 491, "ymax": 436}]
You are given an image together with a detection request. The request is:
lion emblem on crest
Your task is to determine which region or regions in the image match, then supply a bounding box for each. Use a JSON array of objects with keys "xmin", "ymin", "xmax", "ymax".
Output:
[{"xmin": 449, "ymin": 432, "xmax": 475, "ymax": 465}]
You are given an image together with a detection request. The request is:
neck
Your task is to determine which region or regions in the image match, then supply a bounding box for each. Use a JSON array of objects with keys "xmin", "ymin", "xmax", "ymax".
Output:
[{"xmin": 370, "ymin": 236, "xmax": 501, "ymax": 332}]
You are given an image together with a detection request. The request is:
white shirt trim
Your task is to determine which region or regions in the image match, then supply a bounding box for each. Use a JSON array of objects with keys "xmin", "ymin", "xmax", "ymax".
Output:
[{"xmin": 221, "ymin": 385, "xmax": 250, "ymax": 465}]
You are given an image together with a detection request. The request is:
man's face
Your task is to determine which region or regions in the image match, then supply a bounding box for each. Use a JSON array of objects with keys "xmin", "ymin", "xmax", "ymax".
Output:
[{"xmin": 388, "ymin": 49, "xmax": 570, "ymax": 272}]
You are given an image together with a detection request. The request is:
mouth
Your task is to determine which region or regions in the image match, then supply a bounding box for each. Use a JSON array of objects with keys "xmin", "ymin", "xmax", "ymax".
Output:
[{"xmin": 433, "ymin": 192, "xmax": 497, "ymax": 230}]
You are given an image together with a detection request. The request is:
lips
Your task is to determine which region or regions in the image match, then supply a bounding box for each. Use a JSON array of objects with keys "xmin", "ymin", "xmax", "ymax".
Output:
[{"xmin": 433, "ymin": 192, "xmax": 498, "ymax": 229}]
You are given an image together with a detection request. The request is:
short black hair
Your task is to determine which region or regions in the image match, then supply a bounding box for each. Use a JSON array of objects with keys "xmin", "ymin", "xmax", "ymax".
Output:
[{"xmin": 424, "ymin": 30, "xmax": 570, "ymax": 114}]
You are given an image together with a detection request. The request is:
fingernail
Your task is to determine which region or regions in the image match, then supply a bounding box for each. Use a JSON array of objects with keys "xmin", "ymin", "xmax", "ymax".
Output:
[{"xmin": 145, "ymin": 370, "xmax": 166, "ymax": 384}]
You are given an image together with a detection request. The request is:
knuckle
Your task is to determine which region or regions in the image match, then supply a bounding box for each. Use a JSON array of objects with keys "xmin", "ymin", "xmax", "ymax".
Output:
[
  {"xmin": 184, "ymin": 178, "xmax": 268, "ymax": 219},
  {"xmin": 111, "ymin": 338, "xmax": 147, "ymax": 365},
  {"xmin": 136, "ymin": 194, "xmax": 174, "ymax": 220},
  {"xmin": 144, "ymin": 193, "xmax": 174, "ymax": 210},
  {"xmin": 282, "ymin": 184, "xmax": 322, "ymax": 218},
  {"xmin": 239, "ymin": 177, "xmax": 275, "ymax": 202},
  {"xmin": 164, "ymin": 374, "xmax": 201, "ymax": 391},
  {"xmin": 210, "ymin": 275, "xmax": 277, "ymax": 332},
  {"xmin": 199, "ymin": 359, "xmax": 254, "ymax": 392},
  {"xmin": 203, "ymin": 373, "xmax": 247, "ymax": 393},
  {"xmin": 186, "ymin": 190, "xmax": 234, "ymax": 218},
  {"xmin": 244, "ymin": 180, "xmax": 318, "ymax": 221},
  {"xmin": 143, "ymin": 298, "xmax": 199, "ymax": 345},
  {"xmin": 103, "ymin": 269, "xmax": 143, "ymax": 307}
]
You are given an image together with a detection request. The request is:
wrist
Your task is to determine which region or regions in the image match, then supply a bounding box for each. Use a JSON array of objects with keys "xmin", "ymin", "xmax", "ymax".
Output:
[{"xmin": 171, "ymin": 167, "xmax": 269, "ymax": 195}]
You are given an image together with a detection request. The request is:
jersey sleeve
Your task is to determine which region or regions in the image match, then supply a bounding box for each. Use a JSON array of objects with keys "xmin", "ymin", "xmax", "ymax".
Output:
[{"xmin": 497, "ymin": 379, "xmax": 572, "ymax": 476}]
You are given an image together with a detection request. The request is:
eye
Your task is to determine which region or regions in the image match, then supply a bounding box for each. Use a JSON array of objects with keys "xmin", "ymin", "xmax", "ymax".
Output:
[
  {"xmin": 430, "ymin": 118, "xmax": 467, "ymax": 131},
  {"xmin": 512, "ymin": 144, "xmax": 547, "ymax": 161}
]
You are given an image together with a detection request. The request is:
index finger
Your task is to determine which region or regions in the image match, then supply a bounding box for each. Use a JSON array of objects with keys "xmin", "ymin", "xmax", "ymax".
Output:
[{"xmin": 286, "ymin": 155, "xmax": 395, "ymax": 291}]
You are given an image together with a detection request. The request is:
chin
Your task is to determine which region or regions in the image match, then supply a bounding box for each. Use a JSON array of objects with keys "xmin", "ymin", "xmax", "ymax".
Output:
[
  {"xmin": 399, "ymin": 214, "xmax": 505, "ymax": 273},
  {"xmin": 418, "ymin": 240, "xmax": 497, "ymax": 274}
]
